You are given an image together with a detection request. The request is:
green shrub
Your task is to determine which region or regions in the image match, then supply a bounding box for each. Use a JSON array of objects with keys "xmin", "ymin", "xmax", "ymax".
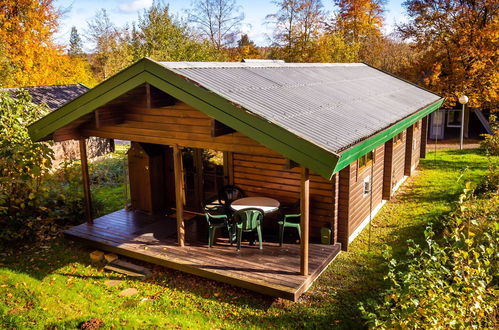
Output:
[
  {"xmin": 0, "ymin": 91, "xmax": 54, "ymax": 242},
  {"xmin": 481, "ymin": 114, "xmax": 499, "ymax": 156},
  {"xmin": 361, "ymin": 181, "xmax": 499, "ymax": 328}
]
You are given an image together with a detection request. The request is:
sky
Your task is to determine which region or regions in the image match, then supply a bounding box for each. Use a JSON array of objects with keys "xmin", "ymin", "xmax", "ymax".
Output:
[{"xmin": 54, "ymin": 0, "xmax": 408, "ymax": 50}]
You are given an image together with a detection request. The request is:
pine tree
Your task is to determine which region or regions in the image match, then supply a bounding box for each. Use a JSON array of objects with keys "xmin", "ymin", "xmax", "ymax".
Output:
[{"xmin": 68, "ymin": 27, "xmax": 84, "ymax": 56}]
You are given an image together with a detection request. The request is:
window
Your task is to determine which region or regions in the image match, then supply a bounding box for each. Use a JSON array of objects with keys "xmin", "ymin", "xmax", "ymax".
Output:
[
  {"xmin": 414, "ymin": 120, "xmax": 420, "ymax": 130},
  {"xmin": 393, "ymin": 132, "xmax": 404, "ymax": 146},
  {"xmin": 447, "ymin": 110, "xmax": 462, "ymax": 127},
  {"xmin": 358, "ymin": 151, "xmax": 373, "ymax": 171},
  {"xmin": 363, "ymin": 176, "xmax": 371, "ymax": 196}
]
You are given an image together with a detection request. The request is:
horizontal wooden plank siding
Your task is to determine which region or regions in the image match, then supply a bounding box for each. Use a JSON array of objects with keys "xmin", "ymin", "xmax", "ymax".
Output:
[
  {"xmin": 346, "ymin": 145, "xmax": 385, "ymax": 238},
  {"xmin": 80, "ymin": 102, "xmax": 279, "ymax": 156},
  {"xmin": 232, "ymin": 153, "xmax": 335, "ymax": 240},
  {"xmin": 390, "ymin": 131, "xmax": 406, "ymax": 193}
]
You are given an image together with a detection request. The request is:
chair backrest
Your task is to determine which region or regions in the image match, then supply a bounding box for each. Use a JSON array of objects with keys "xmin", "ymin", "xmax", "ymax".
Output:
[
  {"xmin": 233, "ymin": 208, "xmax": 264, "ymax": 231},
  {"xmin": 202, "ymin": 202, "xmax": 223, "ymax": 225},
  {"xmin": 218, "ymin": 185, "xmax": 245, "ymax": 205}
]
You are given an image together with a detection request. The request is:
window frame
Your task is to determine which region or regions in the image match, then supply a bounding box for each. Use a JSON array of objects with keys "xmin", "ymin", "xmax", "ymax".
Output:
[
  {"xmin": 447, "ymin": 110, "xmax": 462, "ymax": 128},
  {"xmin": 357, "ymin": 150, "xmax": 374, "ymax": 174},
  {"xmin": 393, "ymin": 132, "xmax": 404, "ymax": 146}
]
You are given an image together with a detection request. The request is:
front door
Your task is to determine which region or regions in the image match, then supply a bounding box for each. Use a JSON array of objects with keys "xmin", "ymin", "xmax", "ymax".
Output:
[{"xmin": 180, "ymin": 148, "xmax": 226, "ymax": 212}]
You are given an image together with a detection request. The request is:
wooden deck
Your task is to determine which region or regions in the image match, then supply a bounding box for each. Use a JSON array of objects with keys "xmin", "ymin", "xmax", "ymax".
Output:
[{"xmin": 64, "ymin": 209, "xmax": 341, "ymax": 301}]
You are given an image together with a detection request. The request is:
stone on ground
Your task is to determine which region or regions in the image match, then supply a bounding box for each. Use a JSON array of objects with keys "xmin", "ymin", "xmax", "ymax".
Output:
[
  {"xmin": 118, "ymin": 288, "xmax": 138, "ymax": 297},
  {"xmin": 89, "ymin": 250, "xmax": 104, "ymax": 262}
]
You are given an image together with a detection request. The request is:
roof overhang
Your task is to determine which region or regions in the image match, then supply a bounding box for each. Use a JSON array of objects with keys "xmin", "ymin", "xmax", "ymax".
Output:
[
  {"xmin": 333, "ymin": 98, "xmax": 445, "ymax": 174},
  {"xmin": 28, "ymin": 58, "xmax": 338, "ymax": 178},
  {"xmin": 28, "ymin": 58, "xmax": 444, "ymax": 180}
]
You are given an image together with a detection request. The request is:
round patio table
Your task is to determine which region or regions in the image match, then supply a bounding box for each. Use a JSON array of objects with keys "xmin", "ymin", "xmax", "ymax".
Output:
[{"xmin": 231, "ymin": 197, "xmax": 280, "ymax": 213}]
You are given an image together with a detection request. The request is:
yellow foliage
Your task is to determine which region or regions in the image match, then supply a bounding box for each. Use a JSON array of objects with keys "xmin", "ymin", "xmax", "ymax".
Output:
[{"xmin": 0, "ymin": 0, "xmax": 95, "ymax": 87}]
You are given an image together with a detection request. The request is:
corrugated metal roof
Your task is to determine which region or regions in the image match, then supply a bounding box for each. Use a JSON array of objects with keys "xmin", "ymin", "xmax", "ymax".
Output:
[
  {"xmin": 2, "ymin": 84, "xmax": 89, "ymax": 111},
  {"xmin": 159, "ymin": 62, "xmax": 442, "ymax": 153}
]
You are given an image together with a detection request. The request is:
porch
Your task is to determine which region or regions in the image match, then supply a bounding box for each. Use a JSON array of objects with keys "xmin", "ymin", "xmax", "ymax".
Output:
[{"xmin": 64, "ymin": 209, "xmax": 341, "ymax": 301}]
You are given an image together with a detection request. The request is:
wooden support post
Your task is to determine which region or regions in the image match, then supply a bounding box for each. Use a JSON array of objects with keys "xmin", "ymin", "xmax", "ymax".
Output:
[
  {"xmin": 420, "ymin": 116, "xmax": 428, "ymax": 158},
  {"xmin": 300, "ymin": 166, "xmax": 310, "ymax": 276},
  {"xmin": 79, "ymin": 139, "xmax": 93, "ymax": 224},
  {"xmin": 172, "ymin": 144, "xmax": 185, "ymax": 247}
]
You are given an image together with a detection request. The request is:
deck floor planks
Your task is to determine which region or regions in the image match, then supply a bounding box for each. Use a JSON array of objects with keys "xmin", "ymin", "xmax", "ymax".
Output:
[{"xmin": 65, "ymin": 209, "xmax": 341, "ymax": 300}]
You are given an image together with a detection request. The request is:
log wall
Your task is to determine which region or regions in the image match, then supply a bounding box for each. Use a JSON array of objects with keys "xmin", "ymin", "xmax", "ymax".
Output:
[
  {"xmin": 232, "ymin": 153, "xmax": 335, "ymax": 241},
  {"xmin": 337, "ymin": 145, "xmax": 385, "ymax": 250}
]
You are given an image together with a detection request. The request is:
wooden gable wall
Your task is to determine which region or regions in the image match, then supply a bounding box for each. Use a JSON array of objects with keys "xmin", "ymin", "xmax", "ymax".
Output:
[{"xmin": 52, "ymin": 84, "xmax": 337, "ymax": 241}]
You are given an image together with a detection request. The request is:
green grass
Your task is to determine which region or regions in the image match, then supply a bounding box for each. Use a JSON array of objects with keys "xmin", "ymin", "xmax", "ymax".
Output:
[{"xmin": 0, "ymin": 149, "xmax": 494, "ymax": 329}]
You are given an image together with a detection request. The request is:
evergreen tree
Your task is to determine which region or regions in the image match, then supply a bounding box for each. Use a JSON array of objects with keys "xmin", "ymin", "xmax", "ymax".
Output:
[{"xmin": 68, "ymin": 27, "xmax": 84, "ymax": 56}]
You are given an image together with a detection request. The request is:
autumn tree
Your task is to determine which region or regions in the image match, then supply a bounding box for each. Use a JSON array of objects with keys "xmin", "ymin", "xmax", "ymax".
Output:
[
  {"xmin": 0, "ymin": 0, "xmax": 95, "ymax": 87},
  {"xmin": 86, "ymin": 9, "xmax": 120, "ymax": 80},
  {"xmin": 188, "ymin": 0, "xmax": 245, "ymax": 49},
  {"xmin": 325, "ymin": 0, "xmax": 385, "ymax": 64},
  {"xmin": 399, "ymin": 0, "xmax": 498, "ymax": 110},
  {"xmin": 137, "ymin": 2, "xmax": 224, "ymax": 61},
  {"xmin": 267, "ymin": 0, "xmax": 326, "ymax": 61},
  {"xmin": 68, "ymin": 27, "xmax": 84, "ymax": 57},
  {"xmin": 333, "ymin": 0, "xmax": 384, "ymax": 44},
  {"xmin": 234, "ymin": 34, "xmax": 262, "ymax": 60},
  {"xmin": 85, "ymin": 2, "xmax": 224, "ymax": 80}
]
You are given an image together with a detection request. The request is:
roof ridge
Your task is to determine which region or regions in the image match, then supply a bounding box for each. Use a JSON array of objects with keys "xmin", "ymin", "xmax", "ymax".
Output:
[{"xmin": 159, "ymin": 61, "xmax": 367, "ymax": 69}]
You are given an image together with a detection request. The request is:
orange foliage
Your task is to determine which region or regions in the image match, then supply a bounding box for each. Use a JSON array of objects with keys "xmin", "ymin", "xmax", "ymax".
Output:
[
  {"xmin": 399, "ymin": 0, "xmax": 498, "ymax": 110},
  {"xmin": 334, "ymin": 0, "xmax": 384, "ymax": 43},
  {"xmin": 0, "ymin": 0, "xmax": 95, "ymax": 87}
]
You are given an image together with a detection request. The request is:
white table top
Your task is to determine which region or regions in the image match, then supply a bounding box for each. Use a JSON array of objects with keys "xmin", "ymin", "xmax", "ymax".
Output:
[{"xmin": 231, "ymin": 197, "xmax": 280, "ymax": 213}]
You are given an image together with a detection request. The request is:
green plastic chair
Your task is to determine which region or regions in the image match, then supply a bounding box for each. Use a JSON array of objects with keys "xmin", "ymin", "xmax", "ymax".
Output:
[
  {"xmin": 232, "ymin": 208, "xmax": 264, "ymax": 250},
  {"xmin": 278, "ymin": 213, "xmax": 301, "ymax": 246},
  {"xmin": 203, "ymin": 203, "xmax": 233, "ymax": 248}
]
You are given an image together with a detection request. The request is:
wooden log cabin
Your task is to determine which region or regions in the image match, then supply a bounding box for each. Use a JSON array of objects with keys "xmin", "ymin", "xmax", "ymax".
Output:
[{"xmin": 28, "ymin": 59, "xmax": 444, "ymax": 300}]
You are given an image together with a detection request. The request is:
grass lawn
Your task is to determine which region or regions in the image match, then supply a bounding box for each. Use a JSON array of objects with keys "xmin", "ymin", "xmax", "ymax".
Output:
[{"xmin": 0, "ymin": 149, "xmax": 494, "ymax": 329}]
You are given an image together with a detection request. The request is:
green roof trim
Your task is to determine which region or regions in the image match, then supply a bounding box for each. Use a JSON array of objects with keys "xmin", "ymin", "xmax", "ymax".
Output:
[
  {"xmin": 28, "ymin": 58, "xmax": 444, "ymax": 180},
  {"xmin": 333, "ymin": 98, "xmax": 445, "ymax": 174}
]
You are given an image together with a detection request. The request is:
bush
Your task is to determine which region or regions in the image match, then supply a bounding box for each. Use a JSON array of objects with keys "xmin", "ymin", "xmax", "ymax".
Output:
[
  {"xmin": 361, "ymin": 179, "xmax": 499, "ymax": 328},
  {"xmin": 0, "ymin": 91, "xmax": 54, "ymax": 242},
  {"xmin": 481, "ymin": 114, "xmax": 499, "ymax": 156}
]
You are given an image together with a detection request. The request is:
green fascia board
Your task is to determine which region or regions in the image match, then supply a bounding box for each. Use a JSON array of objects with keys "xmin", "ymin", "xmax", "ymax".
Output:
[
  {"xmin": 333, "ymin": 98, "xmax": 445, "ymax": 174},
  {"xmin": 28, "ymin": 58, "xmax": 338, "ymax": 179}
]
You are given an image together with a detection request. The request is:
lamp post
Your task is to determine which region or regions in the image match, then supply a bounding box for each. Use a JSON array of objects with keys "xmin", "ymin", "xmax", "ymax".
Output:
[{"xmin": 458, "ymin": 95, "xmax": 469, "ymax": 150}]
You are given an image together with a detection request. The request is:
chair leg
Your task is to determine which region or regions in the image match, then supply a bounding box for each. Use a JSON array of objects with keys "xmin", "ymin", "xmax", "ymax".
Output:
[
  {"xmin": 279, "ymin": 224, "xmax": 284, "ymax": 247},
  {"xmin": 227, "ymin": 224, "xmax": 234, "ymax": 245},
  {"xmin": 256, "ymin": 226, "xmax": 263, "ymax": 250},
  {"xmin": 210, "ymin": 226, "xmax": 217, "ymax": 248},
  {"xmin": 208, "ymin": 227, "xmax": 213, "ymax": 248},
  {"xmin": 297, "ymin": 225, "xmax": 301, "ymax": 241},
  {"xmin": 236, "ymin": 227, "xmax": 243, "ymax": 250}
]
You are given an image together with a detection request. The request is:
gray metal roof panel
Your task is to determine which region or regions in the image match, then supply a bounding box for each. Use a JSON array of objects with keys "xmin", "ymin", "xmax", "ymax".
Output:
[{"xmin": 158, "ymin": 62, "xmax": 442, "ymax": 153}]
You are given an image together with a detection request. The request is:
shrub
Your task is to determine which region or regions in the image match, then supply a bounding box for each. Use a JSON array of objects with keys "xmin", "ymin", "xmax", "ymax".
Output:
[
  {"xmin": 481, "ymin": 114, "xmax": 499, "ymax": 156},
  {"xmin": 360, "ymin": 181, "xmax": 499, "ymax": 328},
  {"xmin": 0, "ymin": 90, "xmax": 54, "ymax": 242}
]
